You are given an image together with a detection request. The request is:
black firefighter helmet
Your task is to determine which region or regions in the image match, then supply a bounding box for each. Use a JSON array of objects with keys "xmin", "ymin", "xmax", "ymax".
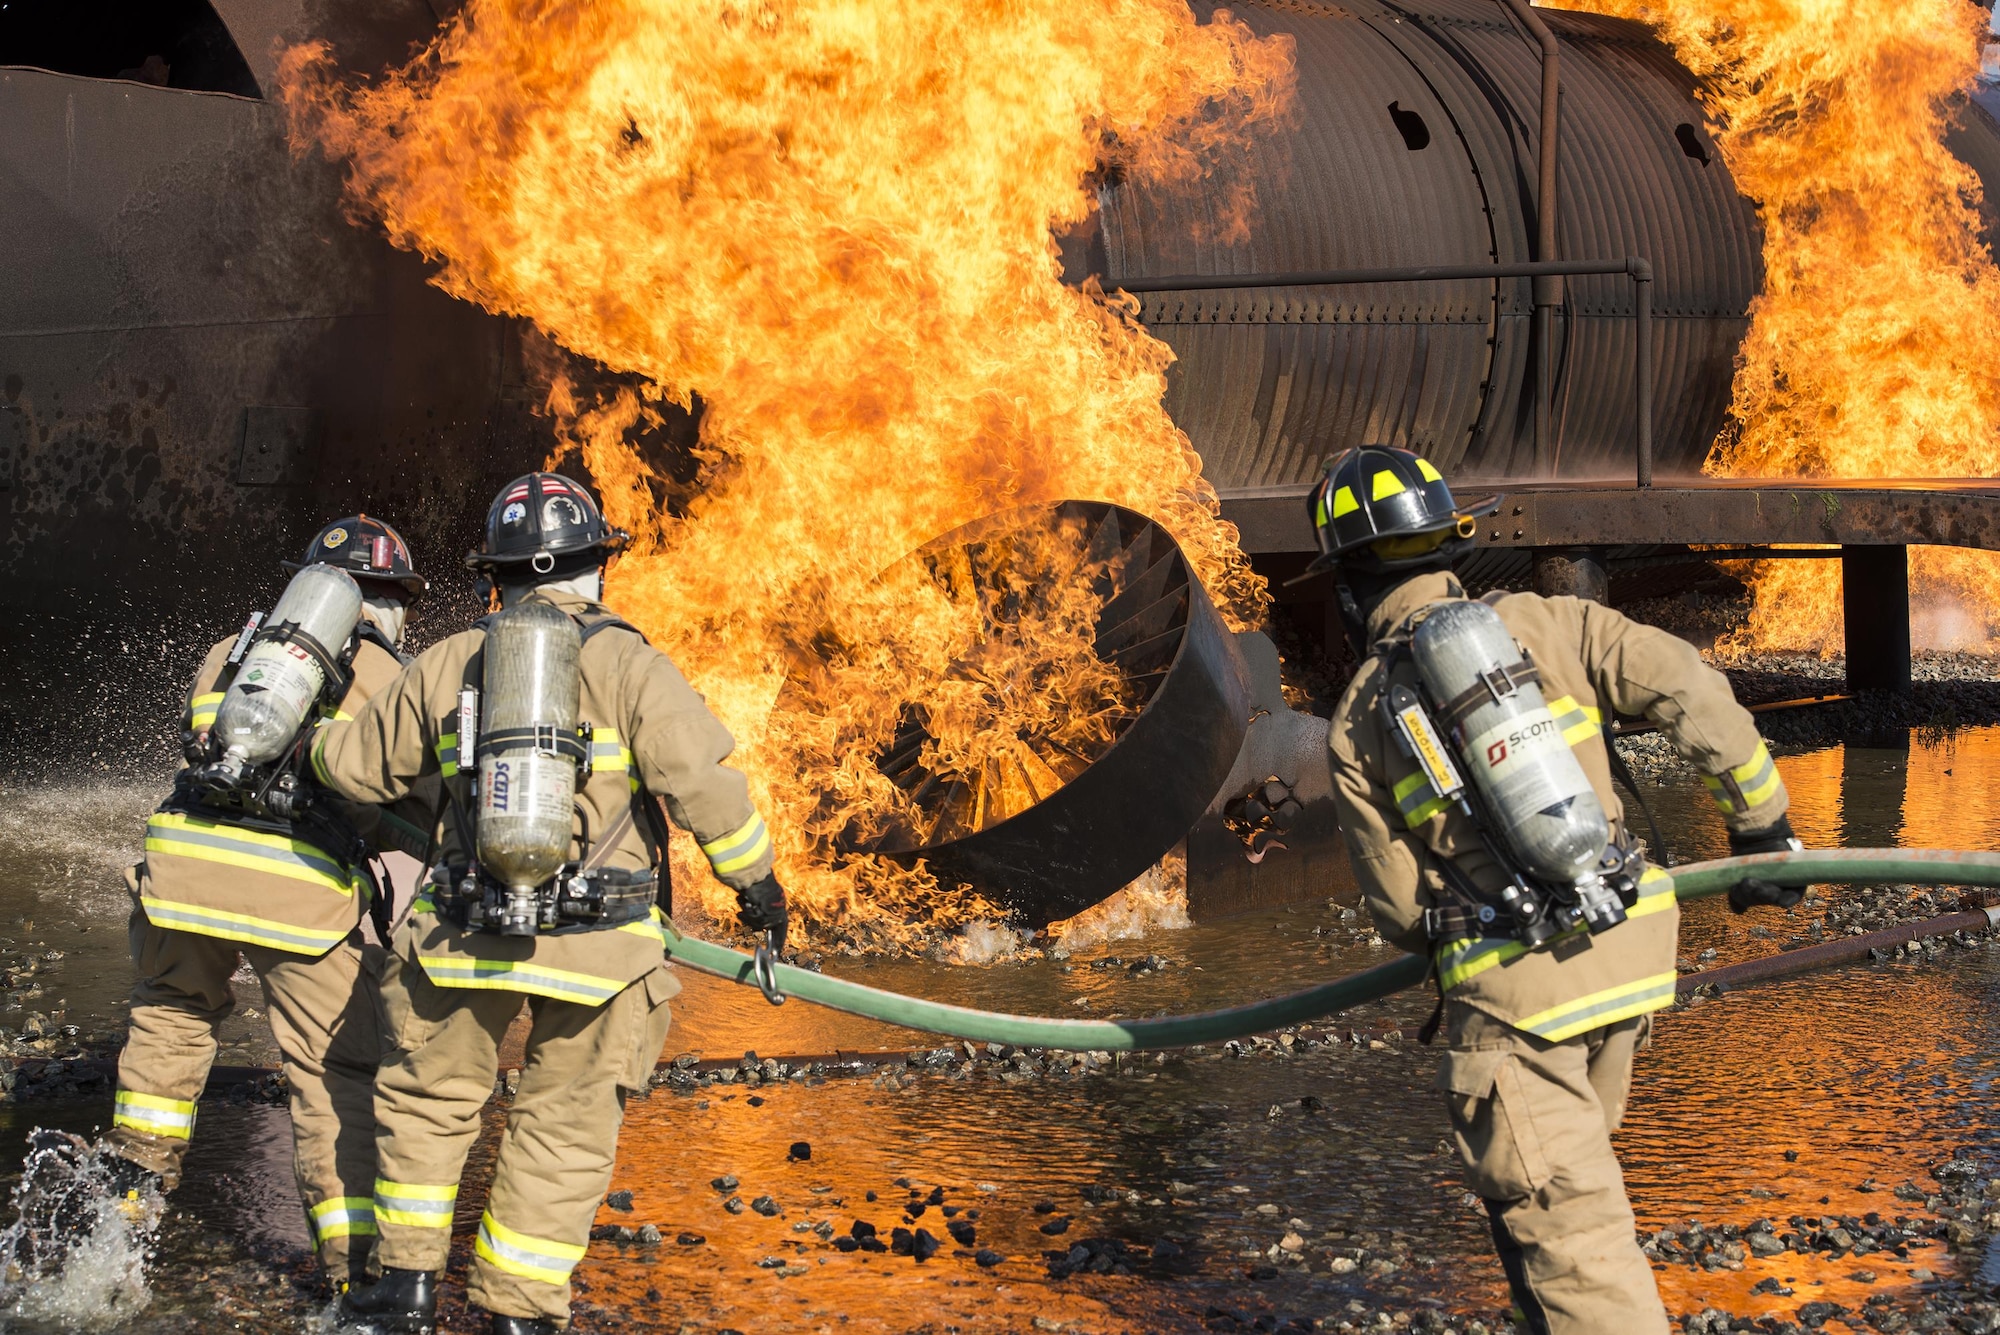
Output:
[
  {"xmin": 1303, "ymin": 446, "xmax": 1499, "ymax": 577},
  {"xmin": 285, "ymin": 515, "xmax": 427, "ymax": 600},
  {"xmin": 467, "ymin": 472, "xmax": 630, "ymax": 576}
]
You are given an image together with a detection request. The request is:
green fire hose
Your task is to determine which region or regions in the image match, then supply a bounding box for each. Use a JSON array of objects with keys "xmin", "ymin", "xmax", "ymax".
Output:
[{"xmin": 660, "ymin": 848, "xmax": 2000, "ymax": 1052}]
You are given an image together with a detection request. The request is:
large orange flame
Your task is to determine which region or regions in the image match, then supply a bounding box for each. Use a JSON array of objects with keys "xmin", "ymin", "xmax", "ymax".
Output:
[
  {"xmin": 1545, "ymin": 0, "xmax": 2000, "ymax": 653},
  {"xmin": 280, "ymin": 2, "xmax": 1293, "ymax": 944}
]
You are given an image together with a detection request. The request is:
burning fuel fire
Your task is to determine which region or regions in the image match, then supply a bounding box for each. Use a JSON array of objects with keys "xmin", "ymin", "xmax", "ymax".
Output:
[
  {"xmin": 1545, "ymin": 0, "xmax": 2000, "ymax": 653},
  {"xmin": 279, "ymin": 2, "xmax": 1294, "ymax": 944}
]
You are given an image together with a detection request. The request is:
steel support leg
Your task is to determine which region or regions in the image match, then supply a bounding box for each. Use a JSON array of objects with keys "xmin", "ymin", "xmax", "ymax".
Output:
[
  {"xmin": 1841, "ymin": 545, "xmax": 1911, "ymax": 694},
  {"xmin": 1532, "ymin": 546, "xmax": 1610, "ymax": 604}
]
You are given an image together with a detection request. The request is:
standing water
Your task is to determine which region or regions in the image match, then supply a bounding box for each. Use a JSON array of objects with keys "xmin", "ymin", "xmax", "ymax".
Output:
[{"xmin": 3, "ymin": 733, "xmax": 2000, "ymax": 1330}]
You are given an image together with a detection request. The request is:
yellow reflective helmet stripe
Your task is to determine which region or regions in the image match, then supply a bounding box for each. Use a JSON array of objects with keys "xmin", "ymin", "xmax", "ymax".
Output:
[
  {"xmin": 114, "ymin": 1088, "xmax": 197, "ymax": 1139},
  {"xmin": 145, "ymin": 812, "xmax": 360, "ymax": 898},
  {"xmin": 1514, "ymin": 971, "xmax": 1679, "ymax": 1042},
  {"xmin": 1314, "ymin": 492, "xmax": 1331, "ymax": 528},
  {"xmin": 375, "ymin": 1178, "xmax": 458, "ymax": 1230},
  {"xmin": 310, "ymin": 1196, "xmax": 378, "ymax": 1241},
  {"xmin": 1415, "ymin": 456, "xmax": 1445, "ymax": 483},
  {"xmin": 475, "ymin": 1211, "xmax": 587, "ymax": 1286},
  {"xmin": 1331, "ymin": 486, "xmax": 1360, "ymax": 519},
  {"xmin": 139, "ymin": 896, "xmax": 352, "ymax": 954},
  {"xmin": 1371, "ymin": 470, "xmax": 1407, "ymax": 501},
  {"xmin": 701, "ymin": 812, "xmax": 771, "ymax": 876}
]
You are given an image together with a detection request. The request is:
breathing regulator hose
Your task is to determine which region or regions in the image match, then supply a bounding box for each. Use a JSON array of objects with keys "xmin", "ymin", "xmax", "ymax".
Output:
[{"xmin": 661, "ymin": 849, "xmax": 2000, "ymax": 1053}]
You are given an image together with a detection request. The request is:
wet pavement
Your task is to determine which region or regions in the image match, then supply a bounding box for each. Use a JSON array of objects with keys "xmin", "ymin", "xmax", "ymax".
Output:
[{"xmin": 5, "ymin": 730, "xmax": 2000, "ymax": 1330}]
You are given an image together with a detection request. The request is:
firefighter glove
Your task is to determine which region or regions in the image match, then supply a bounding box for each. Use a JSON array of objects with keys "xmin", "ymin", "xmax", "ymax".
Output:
[
  {"xmin": 1726, "ymin": 814, "xmax": 1805, "ymax": 913},
  {"xmin": 737, "ymin": 873, "xmax": 788, "ymax": 954}
]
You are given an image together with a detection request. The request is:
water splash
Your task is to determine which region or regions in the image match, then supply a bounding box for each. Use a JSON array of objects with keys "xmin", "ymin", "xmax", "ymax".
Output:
[{"xmin": 0, "ymin": 1131, "xmax": 162, "ymax": 1330}]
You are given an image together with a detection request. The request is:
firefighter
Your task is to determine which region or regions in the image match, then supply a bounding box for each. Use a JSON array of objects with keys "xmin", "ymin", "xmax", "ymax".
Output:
[
  {"xmin": 314, "ymin": 473, "xmax": 786, "ymax": 1335},
  {"xmin": 96, "ymin": 516, "xmax": 432, "ymax": 1288},
  {"xmin": 1314, "ymin": 447, "xmax": 1803, "ymax": 1334}
]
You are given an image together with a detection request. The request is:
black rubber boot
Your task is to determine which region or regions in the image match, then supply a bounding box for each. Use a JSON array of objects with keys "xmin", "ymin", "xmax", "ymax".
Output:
[
  {"xmin": 488, "ymin": 1314, "xmax": 560, "ymax": 1335},
  {"xmin": 339, "ymin": 1267, "xmax": 438, "ymax": 1334},
  {"xmin": 1483, "ymin": 1198, "xmax": 1551, "ymax": 1335}
]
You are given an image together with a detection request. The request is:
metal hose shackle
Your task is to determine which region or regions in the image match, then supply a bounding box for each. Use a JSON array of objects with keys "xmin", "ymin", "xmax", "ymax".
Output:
[{"xmin": 662, "ymin": 849, "xmax": 2000, "ymax": 1053}]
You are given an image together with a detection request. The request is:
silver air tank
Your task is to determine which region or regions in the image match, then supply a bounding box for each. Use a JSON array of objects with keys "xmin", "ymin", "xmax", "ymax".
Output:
[
  {"xmin": 1411, "ymin": 601, "xmax": 1610, "ymax": 886},
  {"xmin": 476, "ymin": 601, "xmax": 582, "ymax": 935},
  {"xmin": 211, "ymin": 565, "xmax": 363, "ymax": 776}
]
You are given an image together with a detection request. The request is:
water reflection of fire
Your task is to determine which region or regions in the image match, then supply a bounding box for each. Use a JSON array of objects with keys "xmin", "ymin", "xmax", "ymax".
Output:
[
  {"xmin": 278, "ymin": 1, "xmax": 1294, "ymax": 945},
  {"xmin": 1547, "ymin": 0, "xmax": 2000, "ymax": 654}
]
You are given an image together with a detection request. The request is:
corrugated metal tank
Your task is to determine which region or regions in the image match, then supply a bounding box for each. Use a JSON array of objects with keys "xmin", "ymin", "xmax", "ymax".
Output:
[{"xmin": 1070, "ymin": 0, "xmax": 1765, "ymax": 485}]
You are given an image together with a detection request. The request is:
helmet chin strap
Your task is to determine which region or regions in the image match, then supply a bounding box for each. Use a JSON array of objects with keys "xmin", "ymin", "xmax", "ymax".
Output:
[{"xmin": 499, "ymin": 568, "xmax": 603, "ymax": 608}]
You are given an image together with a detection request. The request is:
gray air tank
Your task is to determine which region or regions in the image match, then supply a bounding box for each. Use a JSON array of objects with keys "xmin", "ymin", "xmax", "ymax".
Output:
[
  {"xmin": 1410, "ymin": 599, "xmax": 1608, "ymax": 883},
  {"xmin": 210, "ymin": 564, "xmax": 362, "ymax": 773},
  {"xmin": 476, "ymin": 601, "xmax": 583, "ymax": 919},
  {"xmin": 1075, "ymin": 0, "xmax": 1764, "ymax": 482}
]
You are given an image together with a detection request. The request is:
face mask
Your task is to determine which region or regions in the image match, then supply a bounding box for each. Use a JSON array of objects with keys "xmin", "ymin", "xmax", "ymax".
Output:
[{"xmin": 361, "ymin": 595, "xmax": 408, "ymax": 647}]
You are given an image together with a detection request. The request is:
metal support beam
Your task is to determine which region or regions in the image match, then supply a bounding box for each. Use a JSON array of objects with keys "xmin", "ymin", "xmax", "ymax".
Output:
[
  {"xmin": 1841, "ymin": 544, "xmax": 1912, "ymax": 694},
  {"xmin": 1532, "ymin": 546, "xmax": 1610, "ymax": 603},
  {"xmin": 1498, "ymin": 0, "xmax": 1563, "ymax": 477}
]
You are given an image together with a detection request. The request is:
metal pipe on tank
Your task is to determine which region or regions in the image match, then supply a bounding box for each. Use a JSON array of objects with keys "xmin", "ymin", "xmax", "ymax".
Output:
[{"xmin": 1498, "ymin": 0, "xmax": 1562, "ymax": 477}]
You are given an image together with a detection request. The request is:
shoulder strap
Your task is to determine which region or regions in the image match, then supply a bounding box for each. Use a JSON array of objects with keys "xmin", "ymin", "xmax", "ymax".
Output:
[{"xmin": 577, "ymin": 610, "xmax": 650, "ymax": 647}]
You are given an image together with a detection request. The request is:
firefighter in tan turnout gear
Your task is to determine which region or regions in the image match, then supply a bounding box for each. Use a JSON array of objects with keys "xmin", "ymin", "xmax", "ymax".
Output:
[
  {"xmin": 317, "ymin": 473, "xmax": 786, "ymax": 1335},
  {"xmin": 80, "ymin": 517, "xmax": 433, "ymax": 1287},
  {"xmin": 1315, "ymin": 447, "xmax": 1803, "ymax": 1335}
]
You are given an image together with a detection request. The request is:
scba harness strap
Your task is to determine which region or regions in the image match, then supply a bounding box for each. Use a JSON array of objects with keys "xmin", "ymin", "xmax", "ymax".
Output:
[{"xmin": 432, "ymin": 604, "xmax": 668, "ymax": 935}]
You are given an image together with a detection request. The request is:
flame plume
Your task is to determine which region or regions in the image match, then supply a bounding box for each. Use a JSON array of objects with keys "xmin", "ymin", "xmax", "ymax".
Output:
[
  {"xmin": 1545, "ymin": 0, "xmax": 2000, "ymax": 653},
  {"xmin": 280, "ymin": 2, "xmax": 1293, "ymax": 944}
]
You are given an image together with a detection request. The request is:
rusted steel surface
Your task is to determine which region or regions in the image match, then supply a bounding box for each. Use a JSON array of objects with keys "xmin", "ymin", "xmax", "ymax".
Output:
[
  {"xmin": 1676, "ymin": 906, "xmax": 2000, "ymax": 998},
  {"xmin": 1088, "ymin": 0, "xmax": 1765, "ymax": 484},
  {"xmin": 1220, "ymin": 480, "xmax": 2000, "ymax": 554}
]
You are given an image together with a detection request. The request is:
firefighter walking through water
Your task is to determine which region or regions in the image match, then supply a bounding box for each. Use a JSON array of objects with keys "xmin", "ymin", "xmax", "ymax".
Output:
[
  {"xmin": 313, "ymin": 473, "xmax": 787, "ymax": 1335},
  {"xmin": 1314, "ymin": 447, "xmax": 1804, "ymax": 1334},
  {"xmin": 86, "ymin": 517, "xmax": 432, "ymax": 1288}
]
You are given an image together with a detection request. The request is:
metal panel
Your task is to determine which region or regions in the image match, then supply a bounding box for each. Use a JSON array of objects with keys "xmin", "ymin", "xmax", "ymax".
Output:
[{"xmin": 1099, "ymin": 0, "xmax": 1764, "ymax": 487}]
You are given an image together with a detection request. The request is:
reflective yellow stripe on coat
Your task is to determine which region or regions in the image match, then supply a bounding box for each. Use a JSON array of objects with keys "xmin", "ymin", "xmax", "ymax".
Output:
[
  {"xmin": 1433, "ymin": 868, "xmax": 1676, "ymax": 993},
  {"xmin": 114, "ymin": 1088, "xmax": 197, "ymax": 1140},
  {"xmin": 1544, "ymin": 694, "xmax": 1603, "ymax": 747},
  {"xmin": 700, "ymin": 812, "xmax": 770, "ymax": 877},
  {"xmin": 145, "ymin": 812, "xmax": 360, "ymax": 897},
  {"xmin": 1392, "ymin": 770, "xmax": 1450, "ymax": 829},
  {"xmin": 187, "ymin": 692, "xmax": 225, "ymax": 731},
  {"xmin": 590, "ymin": 727, "xmax": 638, "ymax": 792},
  {"xmin": 475, "ymin": 1212, "xmax": 587, "ymax": 1287},
  {"xmin": 375, "ymin": 1178, "xmax": 457, "ymax": 1230},
  {"xmin": 310, "ymin": 1196, "xmax": 377, "ymax": 1241},
  {"xmin": 411, "ymin": 902, "xmax": 667, "ymax": 1005},
  {"xmin": 1701, "ymin": 741, "xmax": 1782, "ymax": 817}
]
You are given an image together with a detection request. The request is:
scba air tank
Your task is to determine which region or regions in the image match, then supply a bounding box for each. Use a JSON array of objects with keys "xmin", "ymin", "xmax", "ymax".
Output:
[
  {"xmin": 211, "ymin": 565, "xmax": 363, "ymax": 773},
  {"xmin": 476, "ymin": 601, "xmax": 583, "ymax": 934},
  {"xmin": 1410, "ymin": 600, "xmax": 1609, "ymax": 886}
]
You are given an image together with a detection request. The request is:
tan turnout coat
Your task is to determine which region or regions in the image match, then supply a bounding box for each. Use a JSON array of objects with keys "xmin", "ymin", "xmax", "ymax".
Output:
[
  {"xmin": 138, "ymin": 627, "xmax": 431, "ymax": 955},
  {"xmin": 310, "ymin": 587, "xmax": 773, "ymax": 1006},
  {"xmin": 1328, "ymin": 571, "xmax": 1788, "ymax": 1038}
]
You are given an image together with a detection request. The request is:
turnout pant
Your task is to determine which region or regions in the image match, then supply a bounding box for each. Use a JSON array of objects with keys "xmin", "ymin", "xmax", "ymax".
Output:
[
  {"xmin": 371, "ymin": 949, "xmax": 676, "ymax": 1327},
  {"xmin": 1435, "ymin": 1002, "xmax": 1669, "ymax": 1335},
  {"xmin": 109, "ymin": 873, "xmax": 388, "ymax": 1283}
]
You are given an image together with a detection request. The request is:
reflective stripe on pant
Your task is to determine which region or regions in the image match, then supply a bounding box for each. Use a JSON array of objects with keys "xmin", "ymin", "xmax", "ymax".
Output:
[
  {"xmin": 110, "ymin": 868, "xmax": 389, "ymax": 1282},
  {"xmin": 1434, "ymin": 1002, "xmax": 1669, "ymax": 1335},
  {"xmin": 373, "ymin": 947, "xmax": 677, "ymax": 1324}
]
